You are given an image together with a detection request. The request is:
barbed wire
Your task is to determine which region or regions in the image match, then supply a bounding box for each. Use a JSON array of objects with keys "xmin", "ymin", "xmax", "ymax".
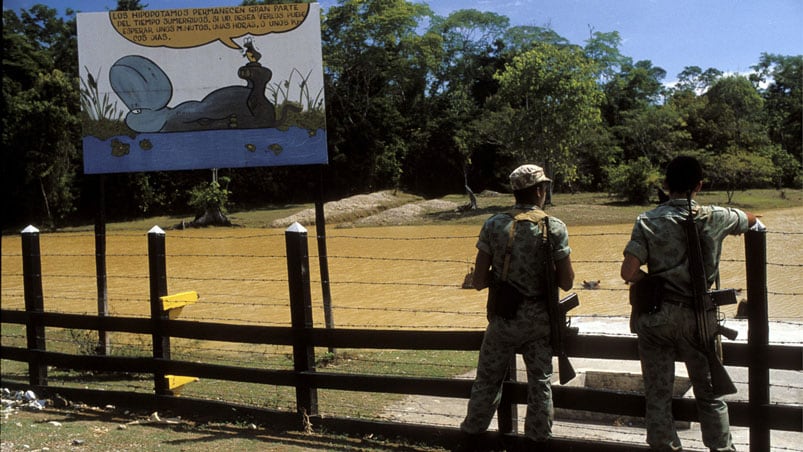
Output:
[
  {"xmin": 323, "ymin": 234, "xmax": 476, "ymax": 241},
  {"xmin": 5, "ymin": 228, "xmax": 800, "ymax": 239},
  {"xmin": 3, "ymin": 229, "xmax": 801, "ymax": 349},
  {"xmin": 331, "ymin": 305, "xmax": 484, "ymax": 316},
  {"xmin": 4, "ymin": 252, "xmax": 802, "ymax": 269}
]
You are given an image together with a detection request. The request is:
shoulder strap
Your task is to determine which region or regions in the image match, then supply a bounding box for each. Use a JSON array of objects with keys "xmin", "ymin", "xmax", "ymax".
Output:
[
  {"xmin": 506, "ymin": 209, "xmax": 547, "ymax": 224},
  {"xmin": 500, "ymin": 209, "xmax": 548, "ymax": 281}
]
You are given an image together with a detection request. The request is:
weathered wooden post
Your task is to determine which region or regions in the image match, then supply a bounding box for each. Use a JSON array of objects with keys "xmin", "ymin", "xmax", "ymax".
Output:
[
  {"xmin": 744, "ymin": 229, "xmax": 769, "ymax": 452},
  {"xmin": 95, "ymin": 174, "xmax": 110, "ymax": 355},
  {"xmin": 147, "ymin": 226, "xmax": 170, "ymax": 396},
  {"xmin": 315, "ymin": 165, "xmax": 335, "ymax": 354},
  {"xmin": 285, "ymin": 222, "xmax": 318, "ymax": 419},
  {"xmin": 21, "ymin": 225, "xmax": 47, "ymax": 386}
]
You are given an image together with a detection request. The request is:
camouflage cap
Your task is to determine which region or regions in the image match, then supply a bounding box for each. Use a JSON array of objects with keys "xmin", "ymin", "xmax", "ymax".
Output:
[{"xmin": 509, "ymin": 164, "xmax": 551, "ymax": 191}]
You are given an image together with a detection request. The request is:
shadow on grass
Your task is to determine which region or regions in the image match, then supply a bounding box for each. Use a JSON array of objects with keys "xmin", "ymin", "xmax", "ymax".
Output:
[
  {"xmin": 162, "ymin": 423, "xmax": 432, "ymax": 451},
  {"xmin": 24, "ymin": 404, "xmax": 437, "ymax": 451}
]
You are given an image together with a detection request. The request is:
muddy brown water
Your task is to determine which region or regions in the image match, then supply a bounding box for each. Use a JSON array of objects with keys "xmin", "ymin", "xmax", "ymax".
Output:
[{"xmin": 1, "ymin": 207, "xmax": 800, "ymax": 333}]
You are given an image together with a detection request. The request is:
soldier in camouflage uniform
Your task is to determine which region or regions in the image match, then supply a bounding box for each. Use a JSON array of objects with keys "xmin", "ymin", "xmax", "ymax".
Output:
[
  {"xmin": 457, "ymin": 164, "xmax": 574, "ymax": 452},
  {"xmin": 620, "ymin": 156, "xmax": 758, "ymax": 452}
]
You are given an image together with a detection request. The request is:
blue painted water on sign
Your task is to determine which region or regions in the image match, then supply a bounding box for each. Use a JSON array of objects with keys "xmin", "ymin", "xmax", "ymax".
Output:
[{"xmin": 83, "ymin": 127, "xmax": 328, "ymax": 174}]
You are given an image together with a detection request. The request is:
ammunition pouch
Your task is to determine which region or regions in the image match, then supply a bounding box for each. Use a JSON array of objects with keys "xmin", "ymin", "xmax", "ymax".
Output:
[
  {"xmin": 628, "ymin": 276, "xmax": 665, "ymax": 333},
  {"xmin": 487, "ymin": 279, "xmax": 524, "ymax": 320}
]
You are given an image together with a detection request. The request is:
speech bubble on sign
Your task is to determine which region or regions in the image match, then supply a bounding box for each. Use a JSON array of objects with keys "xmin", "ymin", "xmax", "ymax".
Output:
[{"xmin": 109, "ymin": 3, "xmax": 311, "ymax": 49}]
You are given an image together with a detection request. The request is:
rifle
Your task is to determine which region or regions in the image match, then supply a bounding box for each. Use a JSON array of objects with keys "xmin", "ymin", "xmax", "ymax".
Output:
[
  {"xmin": 543, "ymin": 217, "xmax": 579, "ymax": 385},
  {"xmin": 683, "ymin": 195, "xmax": 739, "ymax": 397}
]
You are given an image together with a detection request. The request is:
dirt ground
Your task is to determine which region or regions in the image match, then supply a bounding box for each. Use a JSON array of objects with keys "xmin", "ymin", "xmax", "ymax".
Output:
[
  {"xmin": 269, "ymin": 190, "xmax": 462, "ymax": 228},
  {"xmin": 1, "ymin": 397, "xmax": 445, "ymax": 452}
]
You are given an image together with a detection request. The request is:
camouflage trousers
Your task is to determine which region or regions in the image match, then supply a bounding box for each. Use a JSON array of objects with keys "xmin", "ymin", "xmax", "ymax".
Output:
[
  {"xmin": 460, "ymin": 301, "xmax": 553, "ymax": 441},
  {"xmin": 637, "ymin": 302, "xmax": 735, "ymax": 451}
]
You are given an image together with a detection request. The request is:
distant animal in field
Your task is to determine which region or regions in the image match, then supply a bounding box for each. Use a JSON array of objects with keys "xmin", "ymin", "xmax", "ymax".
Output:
[{"xmin": 582, "ymin": 280, "xmax": 601, "ymax": 290}]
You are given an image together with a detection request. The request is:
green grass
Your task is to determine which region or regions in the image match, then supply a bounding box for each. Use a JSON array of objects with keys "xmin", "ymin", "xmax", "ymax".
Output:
[
  {"xmin": 2, "ymin": 322, "xmax": 473, "ymax": 450},
  {"xmin": 29, "ymin": 188, "xmax": 802, "ymax": 234},
  {"xmin": 1, "ymin": 323, "xmax": 477, "ymax": 419},
  {"xmin": 431, "ymin": 188, "xmax": 800, "ymax": 227},
  {"xmin": 0, "ymin": 404, "xmax": 447, "ymax": 451}
]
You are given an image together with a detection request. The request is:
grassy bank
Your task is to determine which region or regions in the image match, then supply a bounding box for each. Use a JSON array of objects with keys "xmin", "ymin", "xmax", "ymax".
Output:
[{"xmin": 48, "ymin": 188, "xmax": 801, "ymax": 233}]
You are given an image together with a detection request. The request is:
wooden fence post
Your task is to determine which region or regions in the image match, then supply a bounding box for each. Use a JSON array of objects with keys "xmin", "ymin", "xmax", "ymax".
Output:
[
  {"xmin": 95, "ymin": 174, "xmax": 110, "ymax": 355},
  {"xmin": 147, "ymin": 226, "xmax": 170, "ymax": 396},
  {"xmin": 285, "ymin": 222, "xmax": 318, "ymax": 418},
  {"xmin": 315, "ymin": 165, "xmax": 335, "ymax": 354},
  {"xmin": 744, "ymin": 230, "xmax": 769, "ymax": 452},
  {"xmin": 21, "ymin": 225, "xmax": 47, "ymax": 386}
]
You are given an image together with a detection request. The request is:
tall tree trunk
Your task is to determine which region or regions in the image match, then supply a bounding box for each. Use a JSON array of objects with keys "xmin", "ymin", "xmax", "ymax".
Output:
[{"xmin": 39, "ymin": 177, "xmax": 53, "ymax": 227}]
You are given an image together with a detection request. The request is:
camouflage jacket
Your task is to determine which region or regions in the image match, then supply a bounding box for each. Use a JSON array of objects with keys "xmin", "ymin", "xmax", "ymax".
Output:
[
  {"xmin": 477, "ymin": 204, "xmax": 571, "ymax": 299},
  {"xmin": 624, "ymin": 198, "xmax": 749, "ymax": 301}
]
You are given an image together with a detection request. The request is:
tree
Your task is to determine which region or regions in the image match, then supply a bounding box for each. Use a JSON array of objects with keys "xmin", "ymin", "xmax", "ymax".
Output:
[
  {"xmin": 187, "ymin": 172, "xmax": 232, "ymax": 227},
  {"xmin": 427, "ymin": 9, "xmax": 509, "ymax": 98},
  {"xmin": 116, "ymin": 0, "xmax": 149, "ymax": 10},
  {"xmin": 503, "ymin": 25, "xmax": 570, "ymax": 51},
  {"xmin": 6, "ymin": 70, "xmax": 82, "ymax": 228},
  {"xmin": 492, "ymin": 42, "xmax": 603, "ymax": 190},
  {"xmin": 751, "ymin": 53, "xmax": 802, "ymax": 186},
  {"xmin": 706, "ymin": 149, "xmax": 776, "ymax": 203},
  {"xmin": 584, "ymin": 29, "xmax": 630, "ymax": 84},
  {"xmin": 605, "ymin": 157, "xmax": 661, "ymax": 204},
  {"xmin": 322, "ymin": 0, "xmax": 437, "ymax": 195},
  {"xmin": 602, "ymin": 60, "xmax": 667, "ymax": 127},
  {"xmin": 614, "ymin": 105, "xmax": 693, "ymax": 164},
  {"xmin": 673, "ymin": 65, "xmax": 723, "ymax": 94},
  {"xmin": 2, "ymin": 6, "xmax": 80, "ymax": 229},
  {"xmin": 411, "ymin": 9, "xmax": 512, "ymax": 196},
  {"xmin": 696, "ymin": 75, "xmax": 767, "ymax": 152}
]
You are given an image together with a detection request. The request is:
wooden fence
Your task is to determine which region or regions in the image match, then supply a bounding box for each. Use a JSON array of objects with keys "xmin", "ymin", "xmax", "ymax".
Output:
[{"xmin": 1, "ymin": 225, "xmax": 801, "ymax": 451}]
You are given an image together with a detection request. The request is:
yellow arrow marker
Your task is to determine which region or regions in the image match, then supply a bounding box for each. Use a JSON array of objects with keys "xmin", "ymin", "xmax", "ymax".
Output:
[
  {"xmin": 159, "ymin": 291, "xmax": 199, "ymax": 311},
  {"xmin": 165, "ymin": 375, "xmax": 199, "ymax": 394}
]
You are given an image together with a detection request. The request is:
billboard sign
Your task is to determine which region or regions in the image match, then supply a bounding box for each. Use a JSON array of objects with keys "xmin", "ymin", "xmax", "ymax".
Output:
[{"xmin": 77, "ymin": 3, "xmax": 327, "ymax": 174}]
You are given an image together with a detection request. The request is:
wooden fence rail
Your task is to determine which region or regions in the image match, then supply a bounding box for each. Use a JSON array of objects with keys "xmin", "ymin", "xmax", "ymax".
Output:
[{"xmin": 1, "ymin": 224, "xmax": 801, "ymax": 451}]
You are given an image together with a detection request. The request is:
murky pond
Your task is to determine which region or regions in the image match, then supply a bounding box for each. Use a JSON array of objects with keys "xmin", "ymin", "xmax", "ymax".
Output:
[{"xmin": 2, "ymin": 207, "xmax": 800, "ymax": 331}]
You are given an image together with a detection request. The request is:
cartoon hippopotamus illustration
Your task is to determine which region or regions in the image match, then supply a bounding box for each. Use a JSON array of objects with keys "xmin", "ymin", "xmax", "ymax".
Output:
[{"xmin": 109, "ymin": 51, "xmax": 293, "ymax": 133}]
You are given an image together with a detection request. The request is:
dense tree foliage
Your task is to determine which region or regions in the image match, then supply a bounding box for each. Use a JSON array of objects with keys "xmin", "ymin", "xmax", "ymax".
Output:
[
  {"xmin": 3, "ymin": 5, "xmax": 80, "ymax": 228},
  {"xmin": 492, "ymin": 42, "xmax": 603, "ymax": 190},
  {"xmin": 2, "ymin": 0, "xmax": 801, "ymax": 229}
]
